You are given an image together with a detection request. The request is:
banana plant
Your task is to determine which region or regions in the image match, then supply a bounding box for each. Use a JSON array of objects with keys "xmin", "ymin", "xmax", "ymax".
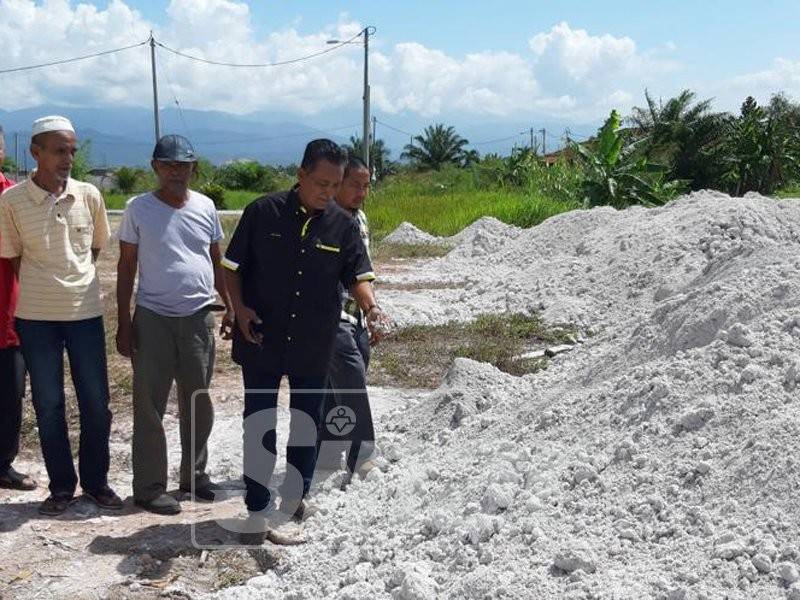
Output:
[{"xmin": 574, "ymin": 110, "xmax": 685, "ymax": 209}]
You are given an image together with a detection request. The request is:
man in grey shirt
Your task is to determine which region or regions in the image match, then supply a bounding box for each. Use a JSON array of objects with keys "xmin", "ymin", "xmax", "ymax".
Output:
[{"xmin": 116, "ymin": 134, "xmax": 233, "ymax": 515}]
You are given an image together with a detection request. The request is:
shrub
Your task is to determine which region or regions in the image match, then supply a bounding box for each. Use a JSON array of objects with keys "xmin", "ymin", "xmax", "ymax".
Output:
[
  {"xmin": 115, "ymin": 166, "xmax": 140, "ymax": 194},
  {"xmin": 200, "ymin": 182, "xmax": 227, "ymax": 209}
]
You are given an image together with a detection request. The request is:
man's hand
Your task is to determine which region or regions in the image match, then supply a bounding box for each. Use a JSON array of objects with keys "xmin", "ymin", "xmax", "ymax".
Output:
[
  {"xmin": 366, "ymin": 305, "xmax": 392, "ymax": 346},
  {"xmin": 220, "ymin": 309, "xmax": 235, "ymax": 340},
  {"xmin": 116, "ymin": 321, "xmax": 134, "ymax": 358},
  {"xmin": 236, "ymin": 305, "xmax": 263, "ymax": 345}
]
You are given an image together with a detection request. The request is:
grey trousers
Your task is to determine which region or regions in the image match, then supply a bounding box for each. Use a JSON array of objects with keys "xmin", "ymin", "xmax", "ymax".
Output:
[
  {"xmin": 131, "ymin": 306, "xmax": 215, "ymax": 502},
  {"xmin": 317, "ymin": 320, "xmax": 375, "ymax": 473}
]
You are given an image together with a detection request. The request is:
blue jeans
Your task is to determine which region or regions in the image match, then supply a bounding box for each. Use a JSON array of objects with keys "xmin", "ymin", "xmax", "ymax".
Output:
[
  {"xmin": 241, "ymin": 368, "xmax": 326, "ymax": 512},
  {"xmin": 15, "ymin": 317, "xmax": 111, "ymax": 497}
]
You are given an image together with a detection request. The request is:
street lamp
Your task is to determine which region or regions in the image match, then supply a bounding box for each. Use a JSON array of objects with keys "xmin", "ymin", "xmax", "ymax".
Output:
[{"xmin": 327, "ymin": 26, "xmax": 375, "ymax": 173}]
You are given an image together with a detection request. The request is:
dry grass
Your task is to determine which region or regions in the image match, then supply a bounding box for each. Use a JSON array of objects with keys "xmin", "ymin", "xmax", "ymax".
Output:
[{"xmin": 370, "ymin": 313, "xmax": 577, "ymax": 389}]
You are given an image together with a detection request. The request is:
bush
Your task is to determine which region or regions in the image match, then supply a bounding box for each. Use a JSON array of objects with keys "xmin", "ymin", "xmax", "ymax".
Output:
[
  {"xmin": 200, "ymin": 182, "xmax": 227, "ymax": 209},
  {"xmin": 115, "ymin": 166, "xmax": 140, "ymax": 194},
  {"xmin": 215, "ymin": 160, "xmax": 264, "ymax": 191}
]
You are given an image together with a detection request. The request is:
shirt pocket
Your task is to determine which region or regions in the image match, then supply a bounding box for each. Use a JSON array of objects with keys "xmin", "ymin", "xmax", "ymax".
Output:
[{"xmin": 67, "ymin": 214, "xmax": 94, "ymax": 254}]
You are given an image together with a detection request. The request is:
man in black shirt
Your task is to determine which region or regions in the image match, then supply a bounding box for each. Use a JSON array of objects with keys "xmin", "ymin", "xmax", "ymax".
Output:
[{"xmin": 223, "ymin": 139, "xmax": 389, "ymax": 531}]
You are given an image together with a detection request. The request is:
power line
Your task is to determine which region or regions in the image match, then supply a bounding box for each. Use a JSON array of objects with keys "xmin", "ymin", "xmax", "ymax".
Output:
[
  {"xmin": 0, "ymin": 39, "xmax": 149, "ymax": 74},
  {"xmin": 159, "ymin": 48, "xmax": 193, "ymax": 140},
  {"xmin": 374, "ymin": 119, "xmax": 414, "ymax": 137},
  {"xmin": 155, "ymin": 29, "xmax": 363, "ymax": 68},
  {"xmin": 472, "ymin": 131, "xmax": 526, "ymax": 146},
  {"xmin": 195, "ymin": 124, "xmax": 360, "ymax": 146}
]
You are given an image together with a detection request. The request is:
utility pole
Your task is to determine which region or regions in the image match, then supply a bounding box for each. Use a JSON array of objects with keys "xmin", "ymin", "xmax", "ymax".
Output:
[
  {"xmin": 149, "ymin": 32, "xmax": 161, "ymax": 143},
  {"xmin": 540, "ymin": 128, "xmax": 547, "ymax": 156},
  {"xmin": 372, "ymin": 115, "xmax": 378, "ymax": 178},
  {"xmin": 362, "ymin": 27, "xmax": 371, "ymax": 173},
  {"xmin": 529, "ymin": 127, "xmax": 535, "ymax": 153}
]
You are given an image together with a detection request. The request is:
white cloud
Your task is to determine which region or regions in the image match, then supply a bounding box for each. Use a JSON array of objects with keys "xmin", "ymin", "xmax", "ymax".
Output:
[
  {"xmin": 729, "ymin": 58, "xmax": 800, "ymax": 98},
  {"xmin": 0, "ymin": 2, "xmax": 678, "ymax": 121},
  {"xmin": 526, "ymin": 22, "xmax": 679, "ymax": 119}
]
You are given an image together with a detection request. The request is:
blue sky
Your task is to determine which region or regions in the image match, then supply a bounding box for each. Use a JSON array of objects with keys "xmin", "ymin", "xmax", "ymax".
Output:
[
  {"xmin": 125, "ymin": 0, "xmax": 800, "ymax": 78},
  {"xmin": 2, "ymin": 0, "xmax": 799, "ymax": 138}
]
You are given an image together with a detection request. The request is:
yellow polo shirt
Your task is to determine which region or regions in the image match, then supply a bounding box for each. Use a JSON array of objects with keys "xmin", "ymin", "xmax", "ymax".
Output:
[{"xmin": 0, "ymin": 176, "xmax": 109, "ymax": 321}]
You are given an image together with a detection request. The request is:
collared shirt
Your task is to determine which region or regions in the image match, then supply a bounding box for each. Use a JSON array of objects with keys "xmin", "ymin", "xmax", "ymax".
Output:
[
  {"xmin": 0, "ymin": 173, "xmax": 19, "ymax": 347},
  {"xmin": 223, "ymin": 188, "xmax": 375, "ymax": 377},
  {"xmin": 0, "ymin": 175, "xmax": 110, "ymax": 321},
  {"xmin": 341, "ymin": 208, "xmax": 371, "ymax": 324}
]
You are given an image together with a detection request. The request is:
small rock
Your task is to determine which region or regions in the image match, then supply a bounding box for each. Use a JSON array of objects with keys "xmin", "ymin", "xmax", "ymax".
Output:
[
  {"xmin": 545, "ymin": 344, "xmax": 574, "ymax": 358},
  {"xmin": 751, "ymin": 553, "xmax": 772, "ymax": 574},
  {"xmin": 553, "ymin": 546, "xmax": 597, "ymax": 574},
  {"xmin": 695, "ymin": 462, "xmax": 711, "ymax": 475},
  {"xmin": 480, "ymin": 484, "xmax": 515, "ymax": 514},
  {"xmin": 726, "ymin": 323, "xmax": 754, "ymax": 347},
  {"xmin": 778, "ymin": 562, "xmax": 800, "ymax": 584},
  {"xmin": 788, "ymin": 583, "xmax": 800, "ymax": 600},
  {"xmin": 675, "ymin": 405, "xmax": 714, "ymax": 433},
  {"xmin": 714, "ymin": 542, "xmax": 746, "ymax": 560}
]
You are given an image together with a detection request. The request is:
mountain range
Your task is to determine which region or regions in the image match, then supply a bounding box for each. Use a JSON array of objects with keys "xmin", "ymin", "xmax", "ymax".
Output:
[{"xmin": 0, "ymin": 105, "xmax": 597, "ymax": 168}]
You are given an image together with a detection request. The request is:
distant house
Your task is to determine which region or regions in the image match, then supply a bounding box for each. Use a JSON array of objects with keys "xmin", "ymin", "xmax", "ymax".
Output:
[
  {"xmin": 541, "ymin": 147, "xmax": 577, "ymax": 167},
  {"xmin": 88, "ymin": 168, "xmax": 117, "ymax": 191}
]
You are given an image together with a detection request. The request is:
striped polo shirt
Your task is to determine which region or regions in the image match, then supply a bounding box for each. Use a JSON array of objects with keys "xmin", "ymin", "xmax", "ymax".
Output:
[
  {"xmin": 0, "ymin": 175, "xmax": 110, "ymax": 321},
  {"xmin": 341, "ymin": 209, "xmax": 372, "ymax": 324}
]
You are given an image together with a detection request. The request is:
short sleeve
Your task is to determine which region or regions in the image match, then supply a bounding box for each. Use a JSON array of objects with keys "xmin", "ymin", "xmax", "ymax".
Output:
[
  {"xmin": 0, "ymin": 197, "xmax": 22, "ymax": 258},
  {"xmin": 211, "ymin": 208, "xmax": 224, "ymax": 243},
  {"xmin": 223, "ymin": 201, "xmax": 255, "ymax": 272},
  {"xmin": 89, "ymin": 186, "xmax": 110, "ymax": 249},
  {"xmin": 339, "ymin": 220, "xmax": 375, "ymax": 287},
  {"xmin": 117, "ymin": 197, "xmax": 139, "ymax": 245}
]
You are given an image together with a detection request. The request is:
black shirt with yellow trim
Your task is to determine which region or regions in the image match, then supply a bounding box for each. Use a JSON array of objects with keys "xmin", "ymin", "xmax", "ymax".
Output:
[{"xmin": 222, "ymin": 187, "xmax": 375, "ymax": 377}]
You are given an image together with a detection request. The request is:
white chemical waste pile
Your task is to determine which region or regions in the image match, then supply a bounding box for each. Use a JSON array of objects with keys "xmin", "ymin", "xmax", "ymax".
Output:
[{"xmin": 213, "ymin": 191, "xmax": 800, "ymax": 600}]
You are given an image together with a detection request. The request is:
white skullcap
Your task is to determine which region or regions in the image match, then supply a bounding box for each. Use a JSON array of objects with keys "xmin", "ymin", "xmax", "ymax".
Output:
[{"xmin": 31, "ymin": 115, "xmax": 75, "ymax": 137}]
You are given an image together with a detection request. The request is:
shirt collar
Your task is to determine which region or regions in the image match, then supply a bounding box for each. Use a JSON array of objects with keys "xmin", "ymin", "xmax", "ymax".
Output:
[
  {"xmin": 26, "ymin": 171, "xmax": 76, "ymax": 205},
  {"xmin": 289, "ymin": 184, "xmax": 323, "ymax": 217}
]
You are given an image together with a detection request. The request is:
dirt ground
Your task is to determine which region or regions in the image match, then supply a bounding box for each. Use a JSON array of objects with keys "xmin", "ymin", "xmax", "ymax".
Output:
[{"xmin": 0, "ymin": 220, "xmax": 432, "ymax": 600}]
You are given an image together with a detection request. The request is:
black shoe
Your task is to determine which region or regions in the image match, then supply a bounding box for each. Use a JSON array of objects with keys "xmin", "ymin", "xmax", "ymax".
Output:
[
  {"xmin": 83, "ymin": 486, "xmax": 124, "ymax": 510},
  {"xmin": 134, "ymin": 493, "xmax": 181, "ymax": 515},
  {"xmin": 39, "ymin": 494, "xmax": 74, "ymax": 516},
  {"xmin": 0, "ymin": 467, "xmax": 37, "ymax": 491},
  {"xmin": 180, "ymin": 482, "xmax": 220, "ymax": 502}
]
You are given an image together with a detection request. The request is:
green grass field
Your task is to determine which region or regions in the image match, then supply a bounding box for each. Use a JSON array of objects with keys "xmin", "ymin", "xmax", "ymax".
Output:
[
  {"xmin": 105, "ymin": 189, "xmax": 261, "ymax": 210},
  {"xmin": 103, "ymin": 173, "xmax": 578, "ymax": 241}
]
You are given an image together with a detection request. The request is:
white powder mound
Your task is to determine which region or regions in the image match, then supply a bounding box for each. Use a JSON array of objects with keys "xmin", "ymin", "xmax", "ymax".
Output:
[
  {"xmin": 382, "ymin": 222, "xmax": 444, "ymax": 246},
  {"xmin": 445, "ymin": 216, "xmax": 522, "ymax": 258},
  {"xmin": 214, "ymin": 191, "xmax": 800, "ymax": 599}
]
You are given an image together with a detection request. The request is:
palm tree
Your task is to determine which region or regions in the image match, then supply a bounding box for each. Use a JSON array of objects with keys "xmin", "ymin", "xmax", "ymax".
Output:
[
  {"xmin": 343, "ymin": 136, "xmax": 392, "ymax": 179},
  {"xmin": 630, "ymin": 89, "xmax": 728, "ymax": 190},
  {"xmin": 401, "ymin": 124, "xmax": 469, "ymax": 170}
]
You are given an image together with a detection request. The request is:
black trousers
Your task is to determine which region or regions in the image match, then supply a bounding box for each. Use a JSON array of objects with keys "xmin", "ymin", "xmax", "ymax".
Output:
[{"xmin": 0, "ymin": 346, "xmax": 26, "ymax": 473}]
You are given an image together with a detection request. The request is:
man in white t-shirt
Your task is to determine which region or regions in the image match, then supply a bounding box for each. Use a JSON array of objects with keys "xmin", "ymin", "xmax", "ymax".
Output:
[{"xmin": 116, "ymin": 134, "xmax": 233, "ymax": 515}]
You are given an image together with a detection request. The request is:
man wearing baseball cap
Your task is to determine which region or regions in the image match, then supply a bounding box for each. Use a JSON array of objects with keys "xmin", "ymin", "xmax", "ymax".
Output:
[
  {"xmin": 0, "ymin": 125, "xmax": 37, "ymax": 492},
  {"xmin": 0, "ymin": 116, "xmax": 120, "ymax": 515},
  {"xmin": 116, "ymin": 134, "xmax": 233, "ymax": 515}
]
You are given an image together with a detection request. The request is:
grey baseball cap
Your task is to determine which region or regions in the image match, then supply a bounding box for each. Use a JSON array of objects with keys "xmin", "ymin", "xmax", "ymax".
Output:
[{"xmin": 152, "ymin": 134, "xmax": 197, "ymax": 162}]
